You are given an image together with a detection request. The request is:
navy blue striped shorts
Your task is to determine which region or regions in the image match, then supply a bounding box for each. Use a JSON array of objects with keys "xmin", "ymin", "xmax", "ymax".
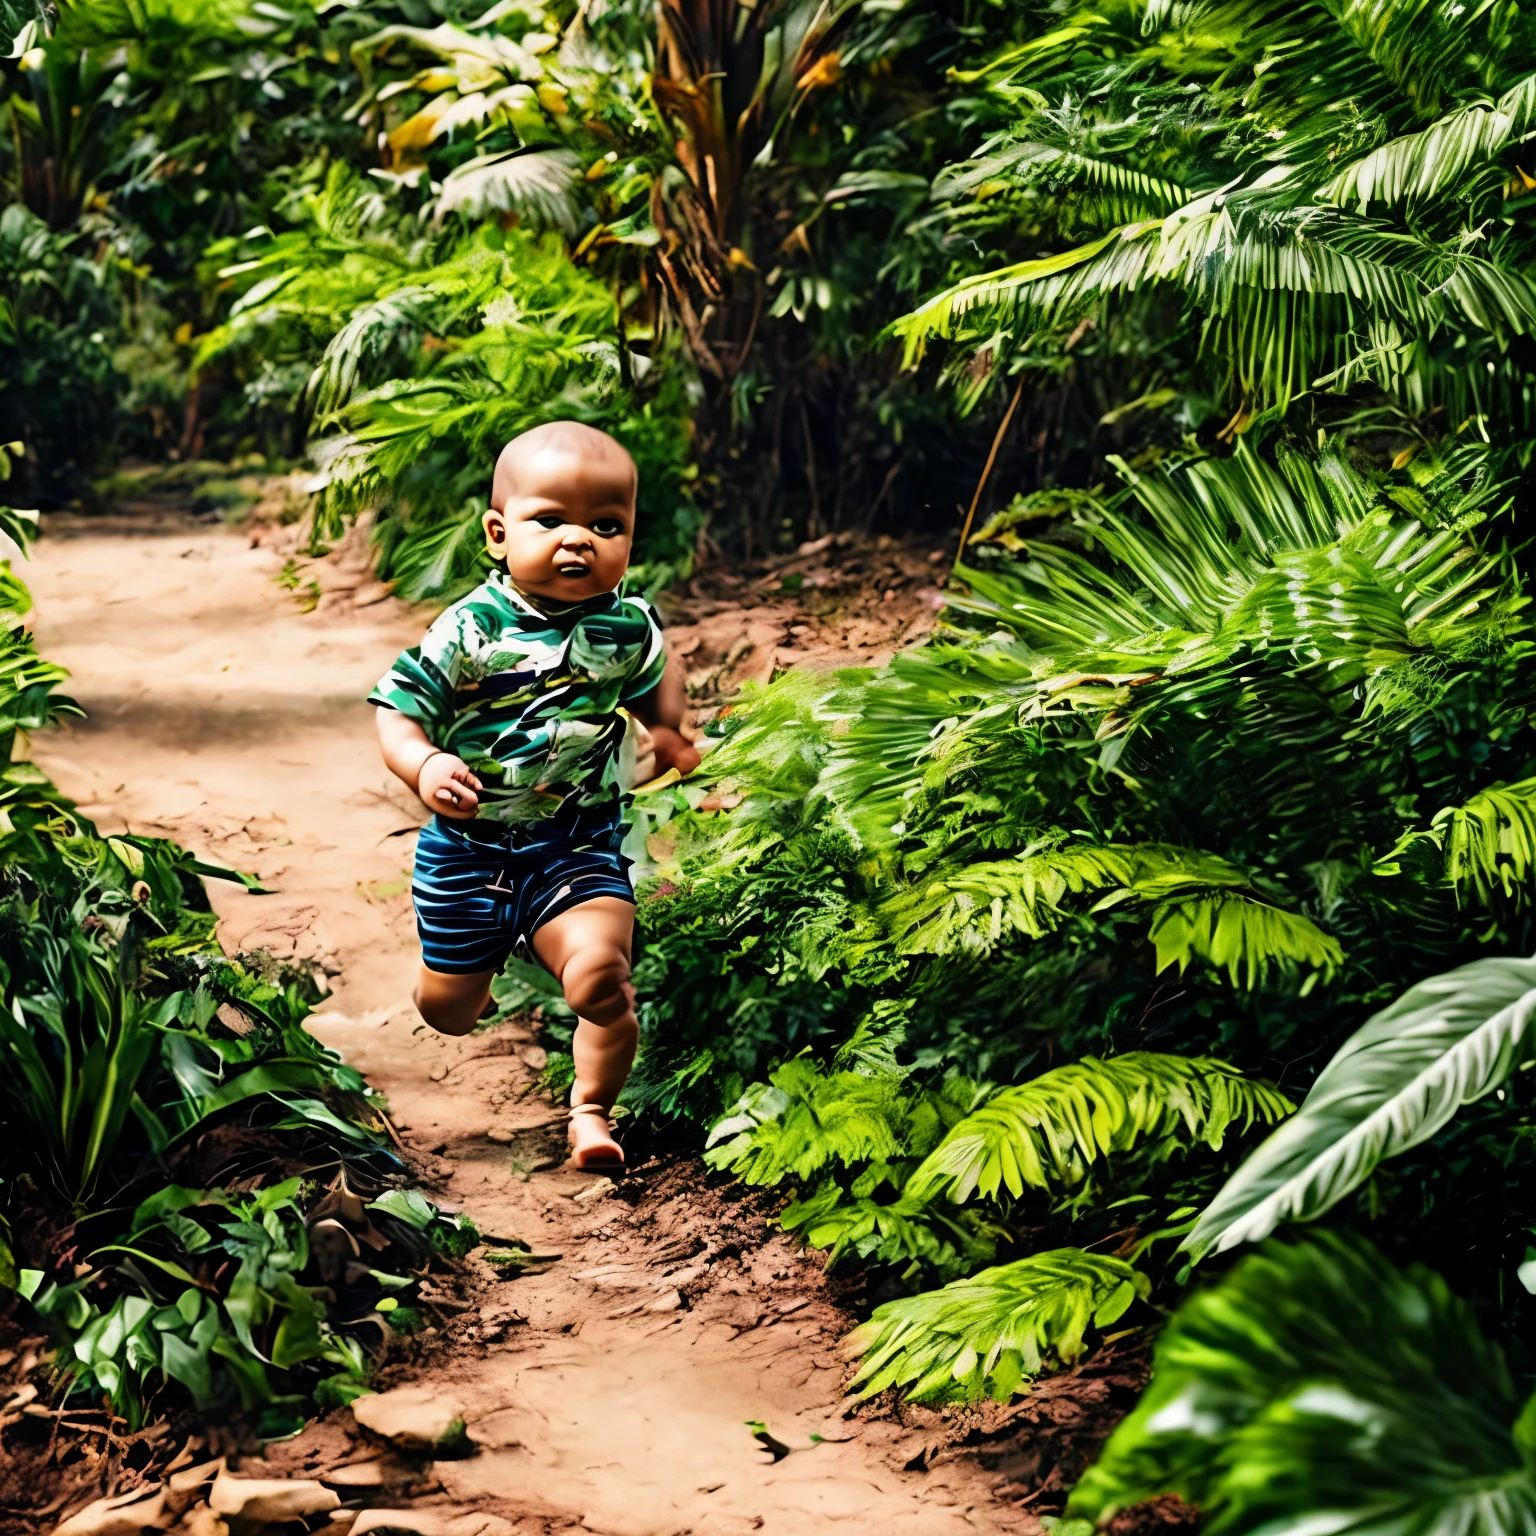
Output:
[{"xmin": 411, "ymin": 811, "xmax": 635, "ymax": 975}]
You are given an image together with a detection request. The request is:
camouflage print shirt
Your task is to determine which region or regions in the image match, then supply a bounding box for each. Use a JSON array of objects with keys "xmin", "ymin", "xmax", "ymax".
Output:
[{"xmin": 369, "ymin": 575, "xmax": 666, "ymax": 825}]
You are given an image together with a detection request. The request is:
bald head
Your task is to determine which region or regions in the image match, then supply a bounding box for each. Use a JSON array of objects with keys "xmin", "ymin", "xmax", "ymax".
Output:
[
  {"xmin": 491, "ymin": 422, "xmax": 636, "ymax": 512},
  {"xmin": 482, "ymin": 421, "xmax": 639, "ymax": 603}
]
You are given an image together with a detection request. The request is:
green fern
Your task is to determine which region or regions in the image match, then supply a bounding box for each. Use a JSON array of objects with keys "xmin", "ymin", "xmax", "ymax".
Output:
[
  {"xmin": 702, "ymin": 1057, "xmax": 972, "ymax": 1186},
  {"xmin": 906, "ymin": 1053, "xmax": 1293, "ymax": 1205},
  {"xmin": 1147, "ymin": 891, "xmax": 1344, "ymax": 989},
  {"xmin": 845, "ymin": 1249, "xmax": 1149, "ymax": 1405},
  {"xmin": 1436, "ymin": 778, "xmax": 1536, "ymax": 905},
  {"xmin": 878, "ymin": 845, "xmax": 1135, "ymax": 953},
  {"xmin": 778, "ymin": 1181, "xmax": 1000, "ymax": 1281}
]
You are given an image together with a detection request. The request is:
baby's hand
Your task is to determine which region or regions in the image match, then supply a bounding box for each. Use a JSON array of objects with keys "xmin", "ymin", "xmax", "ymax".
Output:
[
  {"xmin": 648, "ymin": 724, "xmax": 701, "ymax": 780},
  {"xmin": 418, "ymin": 752, "xmax": 482, "ymax": 819}
]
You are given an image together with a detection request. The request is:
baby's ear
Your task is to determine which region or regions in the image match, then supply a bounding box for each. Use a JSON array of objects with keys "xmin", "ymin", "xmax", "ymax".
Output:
[{"xmin": 482, "ymin": 507, "xmax": 508, "ymax": 557}]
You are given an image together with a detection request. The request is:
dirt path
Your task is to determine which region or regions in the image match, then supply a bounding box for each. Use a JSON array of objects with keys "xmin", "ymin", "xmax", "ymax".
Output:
[{"xmin": 24, "ymin": 522, "xmax": 1025, "ymax": 1536}]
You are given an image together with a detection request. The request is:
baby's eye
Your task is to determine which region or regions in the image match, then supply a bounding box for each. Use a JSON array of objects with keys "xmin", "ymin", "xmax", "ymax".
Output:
[
  {"xmin": 535, "ymin": 515, "xmax": 564, "ymax": 530},
  {"xmin": 592, "ymin": 518, "xmax": 624, "ymax": 537}
]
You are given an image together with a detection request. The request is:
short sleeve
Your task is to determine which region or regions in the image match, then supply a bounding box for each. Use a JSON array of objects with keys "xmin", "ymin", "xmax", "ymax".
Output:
[
  {"xmin": 618, "ymin": 597, "xmax": 667, "ymax": 705},
  {"xmin": 368, "ymin": 604, "xmax": 469, "ymax": 740}
]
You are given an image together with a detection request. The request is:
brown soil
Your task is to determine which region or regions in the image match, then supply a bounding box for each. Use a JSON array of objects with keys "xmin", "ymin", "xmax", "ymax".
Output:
[{"xmin": 6, "ymin": 516, "xmax": 1127, "ymax": 1535}]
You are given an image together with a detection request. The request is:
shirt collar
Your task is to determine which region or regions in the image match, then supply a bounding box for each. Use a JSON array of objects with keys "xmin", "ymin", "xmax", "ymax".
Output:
[{"xmin": 492, "ymin": 572, "xmax": 622, "ymax": 622}]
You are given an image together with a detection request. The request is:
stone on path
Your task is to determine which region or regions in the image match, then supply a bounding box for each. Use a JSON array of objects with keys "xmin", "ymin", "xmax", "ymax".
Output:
[
  {"xmin": 207, "ymin": 1471, "xmax": 338, "ymax": 1528},
  {"xmin": 351, "ymin": 1385, "xmax": 470, "ymax": 1455},
  {"xmin": 52, "ymin": 1489, "xmax": 167, "ymax": 1536}
]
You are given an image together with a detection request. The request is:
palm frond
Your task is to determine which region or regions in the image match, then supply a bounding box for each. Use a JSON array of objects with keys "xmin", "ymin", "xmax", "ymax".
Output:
[
  {"xmin": 845, "ymin": 1249, "xmax": 1149, "ymax": 1405},
  {"xmin": 1070, "ymin": 1235, "xmax": 1536, "ymax": 1533},
  {"xmin": 1436, "ymin": 778, "xmax": 1536, "ymax": 905},
  {"xmin": 906, "ymin": 1052, "xmax": 1293, "ymax": 1205},
  {"xmin": 435, "ymin": 150, "xmax": 582, "ymax": 232},
  {"xmin": 1146, "ymin": 890, "xmax": 1344, "ymax": 988},
  {"xmin": 307, "ymin": 286, "xmax": 431, "ymax": 417},
  {"xmin": 1322, "ymin": 74, "xmax": 1536, "ymax": 211}
]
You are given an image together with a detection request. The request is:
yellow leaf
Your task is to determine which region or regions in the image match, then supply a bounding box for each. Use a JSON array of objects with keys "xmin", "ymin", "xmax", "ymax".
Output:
[{"xmin": 535, "ymin": 83, "xmax": 568, "ymax": 116}]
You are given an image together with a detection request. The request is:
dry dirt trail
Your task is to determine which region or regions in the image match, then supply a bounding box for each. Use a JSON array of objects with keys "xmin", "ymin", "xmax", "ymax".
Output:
[{"xmin": 23, "ymin": 519, "xmax": 1030, "ymax": 1536}]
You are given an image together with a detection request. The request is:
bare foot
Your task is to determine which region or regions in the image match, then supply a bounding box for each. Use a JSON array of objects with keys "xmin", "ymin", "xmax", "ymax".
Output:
[{"xmin": 568, "ymin": 1105, "xmax": 625, "ymax": 1171}]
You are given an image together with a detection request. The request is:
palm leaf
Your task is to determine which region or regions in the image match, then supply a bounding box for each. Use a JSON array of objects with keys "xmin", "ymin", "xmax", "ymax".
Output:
[
  {"xmin": 845, "ymin": 1248, "xmax": 1149, "ymax": 1405},
  {"xmin": 1184, "ymin": 955, "xmax": 1536, "ymax": 1262},
  {"xmin": 1322, "ymin": 74, "xmax": 1536, "ymax": 211},
  {"xmin": 1069, "ymin": 1235, "xmax": 1536, "ymax": 1535},
  {"xmin": 906, "ymin": 1052, "xmax": 1293, "ymax": 1205},
  {"xmin": 435, "ymin": 150, "xmax": 582, "ymax": 232},
  {"xmin": 1436, "ymin": 777, "xmax": 1536, "ymax": 905},
  {"xmin": 1146, "ymin": 890, "xmax": 1344, "ymax": 988}
]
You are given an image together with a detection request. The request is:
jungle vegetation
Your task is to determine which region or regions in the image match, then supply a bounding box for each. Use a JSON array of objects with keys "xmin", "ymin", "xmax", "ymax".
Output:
[{"xmin": 9, "ymin": 0, "xmax": 1536, "ymax": 1526}]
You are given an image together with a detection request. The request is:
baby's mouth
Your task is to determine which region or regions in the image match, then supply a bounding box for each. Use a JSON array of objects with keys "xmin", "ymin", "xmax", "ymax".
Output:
[{"xmin": 557, "ymin": 563, "xmax": 591, "ymax": 578}]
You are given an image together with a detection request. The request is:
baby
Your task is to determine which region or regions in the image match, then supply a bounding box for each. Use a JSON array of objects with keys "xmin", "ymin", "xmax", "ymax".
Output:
[{"xmin": 371, "ymin": 421, "xmax": 700, "ymax": 1170}]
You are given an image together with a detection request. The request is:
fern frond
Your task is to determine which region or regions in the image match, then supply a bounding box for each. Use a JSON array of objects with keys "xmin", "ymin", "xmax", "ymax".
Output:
[
  {"xmin": 879, "ymin": 845, "xmax": 1135, "ymax": 954},
  {"xmin": 779, "ymin": 1181, "xmax": 998, "ymax": 1280},
  {"xmin": 1147, "ymin": 891, "xmax": 1344, "ymax": 989},
  {"xmin": 845, "ymin": 1249, "xmax": 1149, "ymax": 1405},
  {"xmin": 935, "ymin": 138, "xmax": 1192, "ymax": 220},
  {"xmin": 1322, "ymin": 74, "xmax": 1536, "ymax": 211},
  {"xmin": 1432, "ymin": 778, "xmax": 1536, "ymax": 905},
  {"xmin": 703, "ymin": 1056, "xmax": 953, "ymax": 1186},
  {"xmin": 906, "ymin": 1052, "xmax": 1293, "ymax": 1205}
]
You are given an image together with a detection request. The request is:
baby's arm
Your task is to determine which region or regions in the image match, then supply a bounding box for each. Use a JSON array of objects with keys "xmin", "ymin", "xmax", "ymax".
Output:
[
  {"xmin": 627, "ymin": 656, "xmax": 701, "ymax": 779},
  {"xmin": 376, "ymin": 706, "xmax": 483, "ymax": 819}
]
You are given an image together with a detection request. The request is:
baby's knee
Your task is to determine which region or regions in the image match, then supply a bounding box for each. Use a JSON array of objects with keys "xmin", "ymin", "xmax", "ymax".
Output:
[
  {"xmin": 413, "ymin": 979, "xmax": 482, "ymax": 1037},
  {"xmin": 561, "ymin": 949, "xmax": 633, "ymax": 1024}
]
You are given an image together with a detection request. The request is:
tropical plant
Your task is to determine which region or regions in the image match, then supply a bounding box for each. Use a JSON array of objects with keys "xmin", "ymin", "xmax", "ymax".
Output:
[
  {"xmin": 1065, "ymin": 1234, "xmax": 1536, "ymax": 1536},
  {"xmin": 893, "ymin": 0, "xmax": 1536, "ymax": 446},
  {"xmin": 846, "ymin": 1248, "xmax": 1149, "ymax": 1406},
  {"xmin": 1186, "ymin": 953, "xmax": 1536, "ymax": 1262},
  {"xmin": 0, "ymin": 502, "xmax": 474, "ymax": 1427}
]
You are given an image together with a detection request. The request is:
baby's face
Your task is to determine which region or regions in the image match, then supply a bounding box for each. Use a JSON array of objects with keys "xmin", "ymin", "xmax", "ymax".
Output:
[{"xmin": 483, "ymin": 444, "xmax": 634, "ymax": 602}]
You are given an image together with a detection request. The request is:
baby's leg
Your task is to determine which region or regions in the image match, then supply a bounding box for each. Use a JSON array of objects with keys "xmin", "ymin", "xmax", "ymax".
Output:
[
  {"xmin": 415, "ymin": 966, "xmax": 497, "ymax": 1037},
  {"xmin": 532, "ymin": 896, "xmax": 637, "ymax": 1168}
]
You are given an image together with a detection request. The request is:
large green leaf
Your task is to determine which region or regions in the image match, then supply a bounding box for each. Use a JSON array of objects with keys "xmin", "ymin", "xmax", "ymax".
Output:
[
  {"xmin": 1068, "ymin": 1235, "xmax": 1536, "ymax": 1536},
  {"xmin": 1185, "ymin": 955, "xmax": 1536, "ymax": 1262}
]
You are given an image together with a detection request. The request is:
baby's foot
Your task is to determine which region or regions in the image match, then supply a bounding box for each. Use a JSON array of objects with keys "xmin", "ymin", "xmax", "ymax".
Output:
[{"xmin": 568, "ymin": 1103, "xmax": 625, "ymax": 1172}]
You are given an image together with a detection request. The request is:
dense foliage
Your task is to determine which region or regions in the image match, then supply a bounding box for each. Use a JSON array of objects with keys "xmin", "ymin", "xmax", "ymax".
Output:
[
  {"xmin": 13, "ymin": 0, "xmax": 1536, "ymax": 1523},
  {"xmin": 0, "ymin": 507, "xmax": 487, "ymax": 1429}
]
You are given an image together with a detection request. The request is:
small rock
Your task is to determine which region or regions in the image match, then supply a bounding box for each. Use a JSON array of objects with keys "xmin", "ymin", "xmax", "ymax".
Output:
[
  {"xmin": 53, "ymin": 1489, "xmax": 167, "ymax": 1536},
  {"xmin": 429, "ymin": 1065, "xmax": 448, "ymax": 1082},
  {"xmin": 571, "ymin": 1177, "xmax": 614, "ymax": 1204},
  {"xmin": 646, "ymin": 1290, "xmax": 685, "ymax": 1313},
  {"xmin": 485, "ymin": 1127, "xmax": 513, "ymax": 1144},
  {"xmin": 516, "ymin": 1044, "xmax": 547, "ymax": 1070},
  {"xmin": 351, "ymin": 1386, "xmax": 471, "ymax": 1456},
  {"xmin": 319, "ymin": 1462, "xmax": 385, "ymax": 1489},
  {"xmin": 207, "ymin": 1472, "xmax": 338, "ymax": 1528}
]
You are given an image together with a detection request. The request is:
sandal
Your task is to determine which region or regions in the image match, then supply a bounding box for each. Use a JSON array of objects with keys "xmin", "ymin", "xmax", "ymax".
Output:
[{"xmin": 568, "ymin": 1102, "xmax": 626, "ymax": 1172}]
